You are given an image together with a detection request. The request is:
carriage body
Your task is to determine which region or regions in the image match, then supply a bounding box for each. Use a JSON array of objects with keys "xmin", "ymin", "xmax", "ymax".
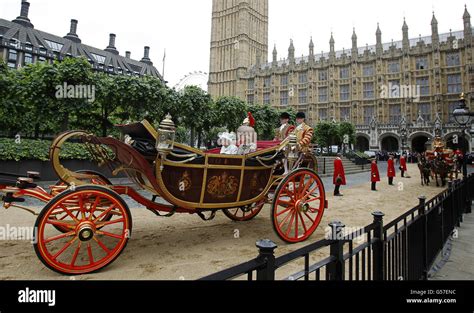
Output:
[{"xmin": 0, "ymin": 119, "xmax": 326, "ymax": 275}]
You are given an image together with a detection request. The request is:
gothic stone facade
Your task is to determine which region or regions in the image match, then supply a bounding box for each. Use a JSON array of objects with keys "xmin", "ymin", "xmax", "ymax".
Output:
[{"xmin": 208, "ymin": 1, "xmax": 474, "ymax": 153}]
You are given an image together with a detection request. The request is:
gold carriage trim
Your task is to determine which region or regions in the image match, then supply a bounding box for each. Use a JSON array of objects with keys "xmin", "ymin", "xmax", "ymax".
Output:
[{"xmin": 206, "ymin": 172, "xmax": 239, "ymax": 199}]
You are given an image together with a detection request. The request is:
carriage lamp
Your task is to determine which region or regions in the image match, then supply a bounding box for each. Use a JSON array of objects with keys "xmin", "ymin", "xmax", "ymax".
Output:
[
  {"xmin": 156, "ymin": 113, "xmax": 176, "ymax": 156},
  {"xmin": 453, "ymin": 93, "xmax": 473, "ymax": 126}
]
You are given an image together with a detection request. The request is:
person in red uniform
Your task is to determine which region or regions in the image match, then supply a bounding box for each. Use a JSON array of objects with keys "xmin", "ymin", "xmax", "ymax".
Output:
[
  {"xmin": 333, "ymin": 153, "xmax": 346, "ymax": 196},
  {"xmin": 387, "ymin": 153, "xmax": 396, "ymax": 185},
  {"xmin": 370, "ymin": 158, "xmax": 380, "ymax": 191},
  {"xmin": 399, "ymin": 153, "xmax": 408, "ymax": 177}
]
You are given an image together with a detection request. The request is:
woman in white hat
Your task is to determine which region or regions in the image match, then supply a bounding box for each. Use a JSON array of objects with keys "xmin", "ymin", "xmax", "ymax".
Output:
[{"xmin": 219, "ymin": 132, "xmax": 238, "ymax": 155}]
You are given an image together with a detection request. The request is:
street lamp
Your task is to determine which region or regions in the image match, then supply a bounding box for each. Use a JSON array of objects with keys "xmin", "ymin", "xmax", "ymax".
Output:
[{"xmin": 453, "ymin": 93, "xmax": 473, "ymax": 178}]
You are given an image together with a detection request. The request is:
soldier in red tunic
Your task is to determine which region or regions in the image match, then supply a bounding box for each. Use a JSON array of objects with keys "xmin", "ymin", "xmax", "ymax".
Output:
[
  {"xmin": 399, "ymin": 153, "xmax": 408, "ymax": 177},
  {"xmin": 333, "ymin": 153, "xmax": 346, "ymax": 196},
  {"xmin": 370, "ymin": 158, "xmax": 380, "ymax": 191},
  {"xmin": 387, "ymin": 154, "xmax": 396, "ymax": 185}
]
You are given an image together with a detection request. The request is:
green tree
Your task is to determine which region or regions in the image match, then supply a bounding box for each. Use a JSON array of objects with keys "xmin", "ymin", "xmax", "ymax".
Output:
[
  {"xmin": 55, "ymin": 57, "xmax": 94, "ymax": 132},
  {"xmin": 16, "ymin": 61, "xmax": 60, "ymax": 137},
  {"xmin": 314, "ymin": 121, "xmax": 339, "ymax": 151},
  {"xmin": 213, "ymin": 96, "xmax": 247, "ymax": 132},
  {"xmin": 248, "ymin": 104, "xmax": 281, "ymax": 140},
  {"xmin": 338, "ymin": 122, "xmax": 356, "ymax": 146},
  {"xmin": 179, "ymin": 86, "xmax": 213, "ymax": 147}
]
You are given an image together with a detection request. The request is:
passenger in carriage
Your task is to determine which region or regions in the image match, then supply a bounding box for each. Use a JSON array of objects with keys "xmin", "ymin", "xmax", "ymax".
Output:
[
  {"xmin": 237, "ymin": 112, "xmax": 258, "ymax": 155},
  {"xmin": 274, "ymin": 112, "xmax": 295, "ymax": 141},
  {"xmin": 218, "ymin": 132, "xmax": 238, "ymax": 155},
  {"xmin": 295, "ymin": 112, "xmax": 313, "ymax": 154}
]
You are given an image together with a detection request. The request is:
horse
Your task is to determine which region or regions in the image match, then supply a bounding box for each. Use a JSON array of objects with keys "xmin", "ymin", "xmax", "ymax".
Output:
[
  {"xmin": 430, "ymin": 154, "xmax": 452, "ymax": 187},
  {"xmin": 449, "ymin": 154, "xmax": 462, "ymax": 180},
  {"xmin": 417, "ymin": 153, "xmax": 431, "ymax": 186}
]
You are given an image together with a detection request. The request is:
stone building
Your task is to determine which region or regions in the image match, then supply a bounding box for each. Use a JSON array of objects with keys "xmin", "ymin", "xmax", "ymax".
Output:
[
  {"xmin": 0, "ymin": 1, "xmax": 162, "ymax": 79},
  {"xmin": 208, "ymin": 0, "xmax": 473, "ymax": 153}
]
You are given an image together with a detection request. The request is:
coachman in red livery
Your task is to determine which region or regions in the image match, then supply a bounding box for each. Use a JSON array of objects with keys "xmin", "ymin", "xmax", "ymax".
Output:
[
  {"xmin": 333, "ymin": 153, "xmax": 346, "ymax": 196},
  {"xmin": 387, "ymin": 154, "xmax": 396, "ymax": 185},
  {"xmin": 370, "ymin": 158, "xmax": 380, "ymax": 191},
  {"xmin": 399, "ymin": 153, "xmax": 407, "ymax": 177}
]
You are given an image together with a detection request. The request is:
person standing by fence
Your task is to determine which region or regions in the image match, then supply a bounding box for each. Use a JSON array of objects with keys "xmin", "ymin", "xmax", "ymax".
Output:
[
  {"xmin": 371, "ymin": 158, "xmax": 380, "ymax": 191},
  {"xmin": 387, "ymin": 154, "xmax": 396, "ymax": 185},
  {"xmin": 399, "ymin": 153, "xmax": 408, "ymax": 177},
  {"xmin": 333, "ymin": 153, "xmax": 346, "ymax": 196}
]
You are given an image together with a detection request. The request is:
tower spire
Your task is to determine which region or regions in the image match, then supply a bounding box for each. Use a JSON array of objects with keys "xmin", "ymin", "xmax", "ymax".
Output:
[
  {"xmin": 272, "ymin": 44, "xmax": 278, "ymax": 65},
  {"xmin": 376, "ymin": 23, "xmax": 383, "ymax": 55},
  {"xmin": 351, "ymin": 28, "xmax": 358, "ymax": 58},
  {"xmin": 329, "ymin": 33, "xmax": 335, "ymax": 60},
  {"xmin": 402, "ymin": 18, "xmax": 409, "ymax": 51},
  {"xmin": 431, "ymin": 12, "xmax": 439, "ymax": 47},
  {"xmin": 464, "ymin": 5, "xmax": 472, "ymax": 39}
]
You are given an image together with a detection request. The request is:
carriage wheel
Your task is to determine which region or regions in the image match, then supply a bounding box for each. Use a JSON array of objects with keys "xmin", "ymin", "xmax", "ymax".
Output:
[
  {"xmin": 51, "ymin": 170, "xmax": 113, "ymax": 233},
  {"xmin": 223, "ymin": 199, "xmax": 265, "ymax": 222},
  {"xmin": 34, "ymin": 185, "xmax": 132, "ymax": 275},
  {"xmin": 271, "ymin": 169, "xmax": 326, "ymax": 243}
]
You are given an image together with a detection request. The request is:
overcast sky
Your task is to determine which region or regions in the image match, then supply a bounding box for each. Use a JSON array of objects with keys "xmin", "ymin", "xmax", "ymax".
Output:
[{"xmin": 1, "ymin": 0, "xmax": 470, "ymax": 87}]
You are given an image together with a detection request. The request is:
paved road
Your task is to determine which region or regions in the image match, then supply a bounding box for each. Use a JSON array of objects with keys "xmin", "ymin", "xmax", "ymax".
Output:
[{"xmin": 430, "ymin": 204, "xmax": 474, "ymax": 280}]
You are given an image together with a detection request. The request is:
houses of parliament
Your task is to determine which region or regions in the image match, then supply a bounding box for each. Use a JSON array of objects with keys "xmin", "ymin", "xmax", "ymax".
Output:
[{"xmin": 208, "ymin": 0, "xmax": 473, "ymax": 153}]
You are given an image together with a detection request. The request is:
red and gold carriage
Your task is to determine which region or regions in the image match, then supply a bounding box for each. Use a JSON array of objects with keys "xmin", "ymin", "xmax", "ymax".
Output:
[
  {"xmin": 0, "ymin": 116, "xmax": 325, "ymax": 275},
  {"xmin": 424, "ymin": 136, "xmax": 459, "ymax": 184}
]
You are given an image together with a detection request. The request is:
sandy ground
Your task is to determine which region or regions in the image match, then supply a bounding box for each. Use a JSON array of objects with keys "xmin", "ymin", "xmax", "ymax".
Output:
[{"xmin": 0, "ymin": 163, "xmax": 445, "ymax": 280}]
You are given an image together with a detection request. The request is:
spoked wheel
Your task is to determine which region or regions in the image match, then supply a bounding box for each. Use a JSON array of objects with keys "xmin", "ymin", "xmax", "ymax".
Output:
[
  {"xmin": 223, "ymin": 199, "xmax": 265, "ymax": 221},
  {"xmin": 51, "ymin": 170, "xmax": 113, "ymax": 233},
  {"xmin": 271, "ymin": 169, "xmax": 326, "ymax": 243},
  {"xmin": 34, "ymin": 185, "xmax": 132, "ymax": 275}
]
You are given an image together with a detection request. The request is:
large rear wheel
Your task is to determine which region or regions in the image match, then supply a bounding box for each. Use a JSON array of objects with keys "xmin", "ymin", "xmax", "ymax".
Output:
[
  {"xmin": 34, "ymin": 185, "xmax": 132, "ymax": 275},
  {"xmin": 271, "ymin": 169, "xmax": 326, "ymax": 243}
]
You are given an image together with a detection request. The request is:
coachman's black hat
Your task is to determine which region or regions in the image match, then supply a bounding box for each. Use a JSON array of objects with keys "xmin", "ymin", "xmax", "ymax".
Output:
[
  {"xmin": 296, "ymin": 112, "xmax": 306, "ymax": 119},
  {"xmin": 280, "ymin": 112, "xmax": 290, "ymax": 119}
]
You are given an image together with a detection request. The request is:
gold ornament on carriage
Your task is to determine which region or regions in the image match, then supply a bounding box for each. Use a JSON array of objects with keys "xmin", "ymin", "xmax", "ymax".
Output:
[
  {"xmin": 178, "ymin": 171, "xmax": 192, "ymax": 193},
  {"xmin": 206, "ymin": 172, "xmax": 239, "ymax": 199},
  {"xmin": 157, "ymin": 113, "xmax": 176, "ymax": 155}
]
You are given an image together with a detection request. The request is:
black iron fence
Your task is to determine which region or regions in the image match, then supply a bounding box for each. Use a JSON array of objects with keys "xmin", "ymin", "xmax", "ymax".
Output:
[{"xmin": 200, "ymin": 174, "xmax": 473, "ymax": 281}]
